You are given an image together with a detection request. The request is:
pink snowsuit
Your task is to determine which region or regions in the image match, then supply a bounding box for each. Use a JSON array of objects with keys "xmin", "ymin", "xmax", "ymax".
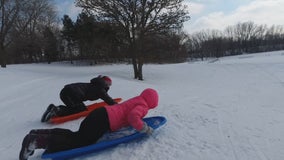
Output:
[{"xmin": 105, "ymin": 88, "xmax": 159, "ymax": 132}]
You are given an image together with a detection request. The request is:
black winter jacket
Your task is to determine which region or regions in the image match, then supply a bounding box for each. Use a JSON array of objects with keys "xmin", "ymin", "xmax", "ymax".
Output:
[{"xmin": 62, "ymin": 77, "xmax": 116, "ymax": 105}]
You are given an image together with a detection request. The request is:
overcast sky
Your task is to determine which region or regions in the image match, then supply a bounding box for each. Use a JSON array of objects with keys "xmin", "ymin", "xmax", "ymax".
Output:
[{"xmin": 54, "ymin": 0, "xmax": 284, "ymax": 34}]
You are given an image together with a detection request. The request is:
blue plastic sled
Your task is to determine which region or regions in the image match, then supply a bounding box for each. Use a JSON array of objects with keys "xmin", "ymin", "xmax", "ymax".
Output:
[{"xmin": 41, "ymin": 116, "xmax": 167, "ymax": 160}]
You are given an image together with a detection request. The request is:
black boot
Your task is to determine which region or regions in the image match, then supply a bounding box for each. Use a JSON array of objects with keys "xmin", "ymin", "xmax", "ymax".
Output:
[
  {"xmin": 19, "ymin": 134, "xmax": 34, "ymax": 160},
  {"xmin": 41, "ymin": 104, "xmax": 55, "ymax": 122},
  {"xmin": 19, "ymin": 134, "xmax": 48, "ymax": 160},
  {"xmin": 41, "ymin": 104, "xmax": 59, "ymax": 122}
]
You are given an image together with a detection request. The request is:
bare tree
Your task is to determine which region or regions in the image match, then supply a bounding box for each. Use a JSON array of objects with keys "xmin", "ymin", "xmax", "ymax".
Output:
[
  {"xmin": 0, "ymin": 0, "xmax": 22, "ymax": 67},
  {"xmin": 0, "ymin": 0, "xmax": 57, "ymax": 67},
  {"xmin": 76, "ymin": 0, "xmax": 189, "ymax": 80},
  {"xmin": 265, "ymin": 25, "xmax": 284, "ymax": 50},
  {"xmin": 186, "ymin": 22, "xmax": 284, "ymax": 59}
]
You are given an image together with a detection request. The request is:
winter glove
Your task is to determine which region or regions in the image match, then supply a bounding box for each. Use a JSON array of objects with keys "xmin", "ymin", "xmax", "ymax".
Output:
[{"xmin": 140, "ymin": 122, "xmax": 153, "ymax": 135}]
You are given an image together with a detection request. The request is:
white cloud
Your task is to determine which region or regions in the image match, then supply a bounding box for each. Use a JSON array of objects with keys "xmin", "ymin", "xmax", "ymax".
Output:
[
  {"xmin": 231, "ymin": 0, "xmax": 283, "ymax": 25},
  {"xmin": 184, "ymin": 2, "xmax": 205, "ymax": 15},
  {"xmin": 184, "ymin": 0, "xmax": 284, "ymax": 33}
]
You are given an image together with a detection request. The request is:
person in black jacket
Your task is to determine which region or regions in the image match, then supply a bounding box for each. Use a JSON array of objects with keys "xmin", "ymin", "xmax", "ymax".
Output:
[{"xmin": 41, "ymin": 75, "xmax": 117, "ymax": 122}]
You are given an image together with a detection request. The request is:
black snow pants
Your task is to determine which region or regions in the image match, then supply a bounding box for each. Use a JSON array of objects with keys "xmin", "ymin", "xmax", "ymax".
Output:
[
  {"xmin": 44, "ymin": 107, "xmax": 110, "ymax": 153},
  {"xmin": 56, "ymin": 87, "xmax": 87, "ymax": 116}
]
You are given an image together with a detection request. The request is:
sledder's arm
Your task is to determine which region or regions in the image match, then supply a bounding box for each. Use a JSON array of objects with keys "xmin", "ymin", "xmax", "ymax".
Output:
[{"xmin": 127, "ymin": 105, "xmax": 148, "ymax": 131}]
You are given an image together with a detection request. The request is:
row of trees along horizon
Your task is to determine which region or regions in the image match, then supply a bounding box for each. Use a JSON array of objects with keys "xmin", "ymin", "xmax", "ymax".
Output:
[{"xmin": 1, "ymin": 0, "xmax": 284, "ymax": 80}]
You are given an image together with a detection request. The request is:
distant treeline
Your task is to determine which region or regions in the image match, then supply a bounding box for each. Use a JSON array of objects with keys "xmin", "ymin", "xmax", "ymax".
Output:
[
  {"xmin": 1, "ymin": 0, "xmax": 284, "ymax": 68},
  {"xmin": 3, "ymin": 12, "xmax": 187, "ymax": 64},
  {"xmin": 186, "ymin": 21, "xmax": 284, "ymax": 60},
  {"xmin": 6, "ymin": 16, "xmax": 284, "ymax": 65}
]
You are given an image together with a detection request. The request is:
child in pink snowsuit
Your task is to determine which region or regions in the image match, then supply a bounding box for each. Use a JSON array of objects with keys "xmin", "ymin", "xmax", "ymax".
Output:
[
  {"xmin": 106, "ymin": 87, "xmax": 158, "ymax": 132},
  {"xmin": 19, "ymin": 88, "xmax": 159, "ymax": 160}
]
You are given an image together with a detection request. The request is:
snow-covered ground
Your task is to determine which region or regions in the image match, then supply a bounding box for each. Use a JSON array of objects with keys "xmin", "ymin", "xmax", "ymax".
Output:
[{"xmin": 1, "ymin": 50, "xmax": 284, "ymax": 160}]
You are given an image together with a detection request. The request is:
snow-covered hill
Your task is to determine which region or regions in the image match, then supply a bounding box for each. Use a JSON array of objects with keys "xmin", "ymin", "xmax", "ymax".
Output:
[{"xmin": 1, "ymin": 50, "xmax": 284, "ymax": 160}]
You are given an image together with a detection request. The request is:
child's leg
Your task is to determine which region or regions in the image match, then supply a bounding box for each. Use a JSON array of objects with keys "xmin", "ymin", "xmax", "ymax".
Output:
[
  {"xmin": 21, "ymin": 128, "xmax": 76, "ymax": 154},
  {"xmin": 56, "ymin": 103, "xmax": 86, "ymax": 116},
  {"xmin": 78, "ymin": 107, "xmax": 110, "ymax": 144},
  {"xmin": 45, "ymin": 131, "xmax": 77, "ymax": 153},
  {"xmin": 45, "ymin": 108, "xmax": 109, "ymax": 153},
  {"xmin": 29, "ymin": 128, "xmax": 72, "ymax": 135},
  {"xmin": 58, "ymin": 88, "xmax": 86, "ymax": 116}
]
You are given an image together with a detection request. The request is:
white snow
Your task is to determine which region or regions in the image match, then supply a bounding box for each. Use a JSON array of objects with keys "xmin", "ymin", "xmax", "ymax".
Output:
[{"xmin": 1, "ymin": 50, "xmax": 284, "ymax": 160}]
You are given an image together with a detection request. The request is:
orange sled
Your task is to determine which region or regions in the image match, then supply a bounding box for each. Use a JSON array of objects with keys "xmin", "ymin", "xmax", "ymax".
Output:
[{"xmin": 50, "ymin": 98, "xmax": 122, "ymax": 124}]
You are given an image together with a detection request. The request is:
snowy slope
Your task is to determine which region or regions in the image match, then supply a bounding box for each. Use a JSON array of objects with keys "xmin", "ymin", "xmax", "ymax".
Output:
[{"xmin": 1, "ymin": 50, "xmax": 284, "ymax": 160}]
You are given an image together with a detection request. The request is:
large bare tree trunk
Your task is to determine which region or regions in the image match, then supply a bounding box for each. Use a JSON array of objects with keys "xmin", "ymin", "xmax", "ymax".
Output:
[
  {"xmin": 132, "ymin": 57, "xmax": 138, "ymax": 79},
  {"xmin": 77, "ymin": 0, "xmax": 189, "ymax": 80},
  {"xmin": 0, "ymin": 43, "xmax": 6, "ymax": 68},
  {"xmin": 132, "ymin": 57, "xmax": 143, "ymax": 80},
  {"xmin": 137, "ymin": 57, "xmax": 143, "ymax": 80}
]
